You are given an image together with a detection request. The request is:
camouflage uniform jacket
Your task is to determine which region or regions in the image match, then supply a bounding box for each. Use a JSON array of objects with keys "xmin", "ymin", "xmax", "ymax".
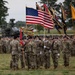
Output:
[{"xmin": 10, "ymin": 39, "xmax": 19, "ymax": 55}]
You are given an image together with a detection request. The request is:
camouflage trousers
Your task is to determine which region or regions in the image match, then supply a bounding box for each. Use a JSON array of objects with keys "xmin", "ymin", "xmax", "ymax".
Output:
[
  {"xmin": 52, "ymin": 52, "xmax": 58, "ymax": 69},
  {"xmin": 19, "ymin": 53, "xmax": 25, "ymax": 69},
  {"xmin": 44, "ymin": 53, "xmax": 50, "ymax": 69},
  {"xmin": 0, "ymin": 45, "xmax": 2, "ymax": 53},
  {"xmin": 36, "ymin": 54, "xmax": 41, "ymax": 69},
  {"xmin": 71, "ymin": 49, "xmax": 75, "ymax": 56},
  {"xmin": 40, "ymin": 54, "xmax": 45, "ymax": 67},
  {"xmin": 10, "ymin": 54, "xmax": 19, "ymax": 70},
  {"xmin": 2, "ymin": 45, "xmax": 6, "ymax": 53},
  {"xmin": 25, "ymin": 52, "xmax": 37, "ymax": 69},
  {"xmin": 63, "ymin": 53, "xmax": 70, "ymax": 67}
]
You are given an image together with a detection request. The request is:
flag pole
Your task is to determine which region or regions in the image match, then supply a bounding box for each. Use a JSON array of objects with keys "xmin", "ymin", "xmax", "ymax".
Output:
[
  {"xmin": 72, "ymin": 19, "xmax": 75, "ymax": 34},
  {"xmin": 47, "ymin": 0, "xmax": 50, "ymax": 33},
  {"xmin": 43, "ymin": 27, "xmax": 46, "ymax": 49},
  {"xmin": 26, "ymin": 6, "xmax": 27, "ymax": 29},
  {"xmin": 44, "ymin": 27, "xmax": 46, "ymax": 39},
  {"xmin": 25, "ymin": 5, "xmax": 28, "ymax": 39}
]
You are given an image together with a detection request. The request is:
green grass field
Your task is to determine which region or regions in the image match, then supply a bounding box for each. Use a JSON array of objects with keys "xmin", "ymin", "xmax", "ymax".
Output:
[
  {"xmin": 34, "ymin": 29, "xmax": 75, "ymax": 35},
  {"xmin": 0, "ymin": 54, "xmax": 75, "ymax": 75}
]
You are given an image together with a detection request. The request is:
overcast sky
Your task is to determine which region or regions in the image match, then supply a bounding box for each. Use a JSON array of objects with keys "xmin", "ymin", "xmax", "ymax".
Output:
[{"xmin": 6, "ymin": 0, "xmax": 64, "ymax": 22}]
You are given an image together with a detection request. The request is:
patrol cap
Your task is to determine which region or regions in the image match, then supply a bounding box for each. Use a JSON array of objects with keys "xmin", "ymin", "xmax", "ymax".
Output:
[
  {"xmin": 27, "ymin": 35, "xmax": 33, "ymax": 39},
  {"xmin": 63, "ymin": 36, "xmax": 66, "ymax": 38},
  {"xmin": 13, "ymin": 33, "xmax": 19, "ymax": 39},
  {"xmin": 63, "ymin": 35, "xmax": 69, "ymax": 39},
  {"xmin": 54, "ymin": 37, "xmax": 58, "ymax": 39},
  {"xmin": 13, "ymin": 35, "xmax": 18, "ymax": 39}
]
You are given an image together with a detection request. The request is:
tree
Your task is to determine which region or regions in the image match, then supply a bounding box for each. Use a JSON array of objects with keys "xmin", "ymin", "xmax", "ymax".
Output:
[
  {"xmin": 36, "ymin": 24, "xmax": 43, "ymax": 32},
  {"xmin": 63, "ymin": 0, "xmax": 75, "ymax": 27},
  {"xmin": 40, "ymin": 0, "xmax": 57, "ymax": 6},
  {"xmin": 0, "ymin": 0, "xmax": 8, "ymax": 27},
  {"xmin": 15, "ymin": 21, "xmax": 26, "ymax": 27}
]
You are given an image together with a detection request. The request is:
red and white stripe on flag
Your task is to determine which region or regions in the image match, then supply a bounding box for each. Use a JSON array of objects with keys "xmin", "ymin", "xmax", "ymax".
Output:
[{"xmin": 26, "ymin": 10, "xmax": 54, "ymax": 29}]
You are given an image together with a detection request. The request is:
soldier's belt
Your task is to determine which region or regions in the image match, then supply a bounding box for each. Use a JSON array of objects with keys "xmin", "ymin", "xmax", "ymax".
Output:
[
  {"xmin": 25, "ymin": 51, "xmax": 33, "ymax": 53},
  {"xmin": 53, "ymin": 49, "xmax": 58, "ymax": 50}
]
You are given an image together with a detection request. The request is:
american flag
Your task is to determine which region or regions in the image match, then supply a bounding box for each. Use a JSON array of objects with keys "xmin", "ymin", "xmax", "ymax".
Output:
[{"xmin": 26, "ymin": 7, "xmax": 54, "ymax": 29}]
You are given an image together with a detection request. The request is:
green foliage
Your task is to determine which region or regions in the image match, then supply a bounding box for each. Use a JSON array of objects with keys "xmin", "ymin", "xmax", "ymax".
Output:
[
  {"xmin": 35, "ymin": 29, "xmax": 74, "ymax": 35},
  {"xmin": 63, "ymin": 0, "xmax": 71, "ymax": 17},
  {"xmin": 40, "ymin": 0, "xmax": 57, "ymax": 6},
  {"xmin": 63, "ymin": 0, "xmax": 75, "ymax": 27},
  {"xmin": 40, "ymin": 0, "xmax": 58, "ymax": 11},
  {"xmin": 0, "ymin": 0, "xmax": 8, "ymax": 27},
  {"xmin": 35, "ymin": 24, "xmax": 43, "ymax": 32},
  {"xmin": 15, "ymin": 21, "xmax": 26, "ymax": 27}
]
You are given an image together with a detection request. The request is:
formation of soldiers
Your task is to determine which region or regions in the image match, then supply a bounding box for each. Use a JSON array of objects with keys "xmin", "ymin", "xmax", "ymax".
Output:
[
  {"xmin": 0, "ymin": 37, "xmax": 12, "ymax": 53},
  {"xmin": 0, "ymin": 35, "xmax": 75, "ymax": 70}
]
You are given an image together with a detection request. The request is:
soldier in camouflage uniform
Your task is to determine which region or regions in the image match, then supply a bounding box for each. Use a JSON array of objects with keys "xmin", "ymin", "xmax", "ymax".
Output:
[
  {"xmin": 5, "ymin": 37, "xmax": 10, "ymax": 53},
  {"xmin": 10, "ymin": 36, "xmax": 19, "ymax": 70},
  {"xmin": 34, "ymin": 37, "xmax": 42, "ymax": 69},
  {"xmin": 19, "ymin": 45, "xmax": 25, "ymax": 69},
  {"xmin": 18, "ymin": 38, "xmax": 25, "ymax": 69},
  {"xmin": 40, "ymin": 38, "xmax": 45, "ymax": 68},
  {"xmin": 9, "ymin": 37, "xmax": 14, "ymax": 53},
  {"xmin": 24, "ymin": 39, "xmax": 29, "ymax": 68},
  {"xmin": 2, "ymin": 37, "xmax": 6, "ymax": 53},
  {"xmin": 62, "ymin": 36, "xmax": 71, "ymax": 67},
  {"xmin": 70, "ymin": 36, "xmax": 75, "ymax": 56},
  {"xmin": 58, "ymin": 37, "xmax": 63, "ymax": 52},
  {"xmin": 25, "ymin": 37, "xmax": 37, "ymax": 69},
  {"xmin": 51, "ymin": 38, "xmax": 60, "ymax": 69},
  {"xmin": 43, "ymin": 37, "xmax": 51, "ymax": 69}
]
